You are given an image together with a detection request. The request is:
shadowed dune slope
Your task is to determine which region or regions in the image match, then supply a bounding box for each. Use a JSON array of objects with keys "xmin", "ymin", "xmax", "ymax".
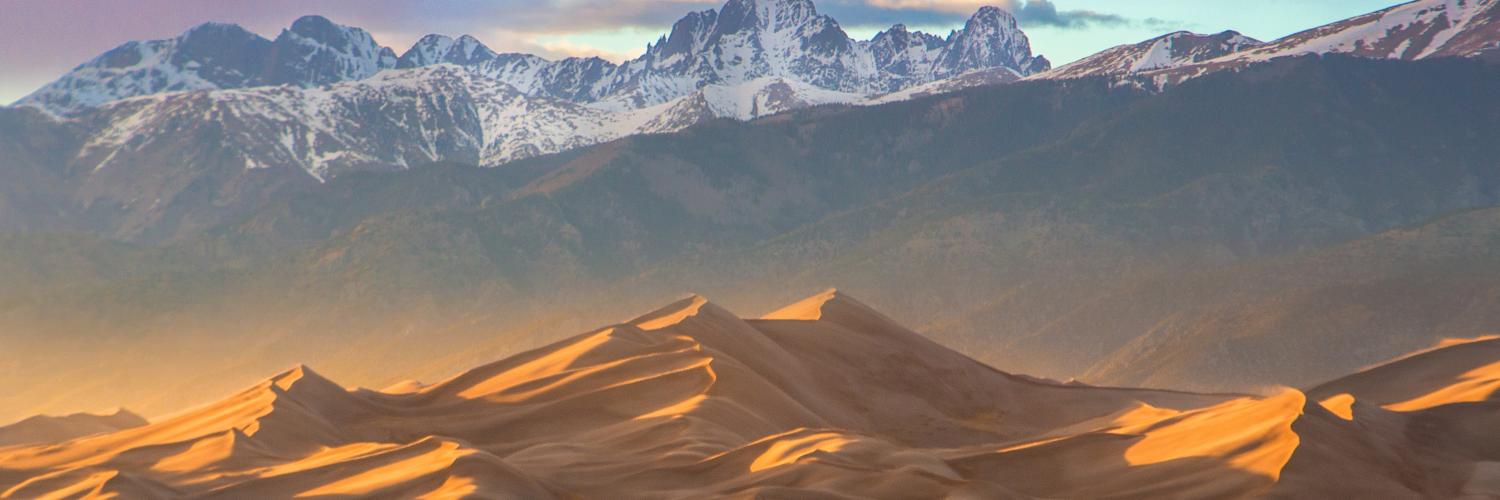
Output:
[
  {"xmin": 1298, "ymin": 336, "xmax": 1500, "ymax": 498},
  {"xmin": 2, "ymin": 291, "xmax": 1497, "ymax": 498}
]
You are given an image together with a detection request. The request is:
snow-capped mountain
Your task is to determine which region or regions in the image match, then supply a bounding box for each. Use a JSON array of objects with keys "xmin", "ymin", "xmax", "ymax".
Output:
[
  {"xmin": 1038, "ymin": 30, "xmax": 1263, "ymax": 80},
  {"xmin": 0, "ymin": 61, "xmax": 886, "ymax": 241},
  {"xmin": 429, "ymin": 0, "xmax": 1050, "ymax": 110},
  {"xmin": 870, "ymin": 66, "xmax": 1026, "ymax": 104},
  {"xmin": 73, "ymin": 65, "xmax": 677, "ymax": 180},
  {"xmin": 261, "ymin": 15, "xmax": 397, "ymax": 87},
  {"xmin": 395, "ymin": 35, "xmax": 499, "ymax": 69},
  {"xmin": 9, "ymin": 0, "xmax": 1055, "ymax": 184},
  {"xmin": 1230, "ymin": 0, "xmax": 1499, "ymax": 61},
  {"xmin": 16, "ymin": 0, "xmax": 1500, "ymax": 192},
  {"xmin": 643, "ymin": 76, "xmax": 866, "ymax": 128},
  {"xmin": 17, "ymin": 15, "xmax": 396, "ymax": 116},
  {"xmin": 14, "ymin": 23, "xmax": 272, "ymax": 115},
  {"xmin": 67, "ymin": 64, "xmax": 878, "ymax": 183},
  {"xmin": 935, "ymin": 6, "xmax": 1051, "ymax": 78},
  {"xmin": 867, "ymin": 24, "xmax": 949, "ymax": 79},
  {"xmin": 1039, "ymin": 0, "xmax": 1500, "ymax": 84},
  {"xmin": 15, "ymin": 0, "xmax": 1049, "ymax": 119},
  {"xmin": 627, "ymin": 0, "xmax": 868, "ymax": 94}
]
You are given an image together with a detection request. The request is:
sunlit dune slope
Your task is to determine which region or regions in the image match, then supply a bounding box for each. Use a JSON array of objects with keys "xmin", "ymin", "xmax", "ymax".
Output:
[
  {"xmin": 1, "ymin": 291, "xmax": 1496, "ymax": 498},
  {"xmin": 1296, "ymin": 335, "xmax": 1500, "ymax": 499},
  {"xmin": 1311, "ymin": 336, "xmax": 1500, "ymax": 411}
]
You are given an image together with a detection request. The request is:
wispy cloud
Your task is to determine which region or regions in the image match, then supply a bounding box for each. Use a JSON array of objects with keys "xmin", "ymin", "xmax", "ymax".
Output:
[
  {"xmin": 1011, "ymin": 0, "xmax": 1124, "ymax": 28},
  {"xmin": 853, "ymin": 0, "xmax": 1168, "ymax": 30}
]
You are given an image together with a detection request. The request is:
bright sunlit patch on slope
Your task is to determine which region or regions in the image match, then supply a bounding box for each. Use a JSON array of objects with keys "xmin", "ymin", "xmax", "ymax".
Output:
[
  {"xmin": 1318, "ymin": 393, "xmax": 1356, "ymax": 421},
  {"xmin": 1121, "ymin": 389, "xmax": 1303, "ymax": 480},
  {"xmin": 748, "ymin": 431, "xmax": 855, "ymax": 472},
  {"xmin": 1386, "ymin": 360, "xmax": 1500, "ymax": 412}
]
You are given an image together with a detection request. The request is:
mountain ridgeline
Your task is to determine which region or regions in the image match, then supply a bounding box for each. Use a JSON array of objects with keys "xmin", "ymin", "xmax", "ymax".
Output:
[
  {"xmin": 4, "ymin": 0, "xmax": 1497, "ymax": 244},
  {"xmin": 2, "ymin": 53, "xmax": 1499, "ymax": 421},
  {"xmin": 0, "ymin": 0, "xmax": 1058, "ymax": 243},
  {"xmin": 19, "ymin": 1, "xmax": 1049, "ymax": 117}
]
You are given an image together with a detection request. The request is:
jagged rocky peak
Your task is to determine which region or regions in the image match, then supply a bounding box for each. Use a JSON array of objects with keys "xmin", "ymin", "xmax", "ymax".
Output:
[
  {"xmin": 398, "ymin": 34, "xmax": 498, "ymax": 68},
  {"xmin": 654, "ymin": 9, "xmax": 720, "ymax": 62},
  {"xmin": 263, "ymin": 15, "xmax": 397, "ymax": 86},
  {"xmin": 941, "ymin": 6, "xmax": 1049, "ymax": 76},
  {"xmin": 175, "ymin": 22, "xmax": 269, "ymax": 53},
  {"xmin": 449, "ymin": 35, "xmax": 498, "ymax": 64},
  {"xmin": 528, "ymin": 55, "xmax": 617, "ymax": 102},
  {"xmin": 398, "ymin": 34, "xmax": 457, "ymax": 68},
  {"xmin": 16, "ymin": 0, "xmax": 1059, "ymax": 117},
  {"xmin": 658, "ymin": 0, "xmax": 851, "ymax": 57},
  {"xmin": 718, "ymin": 0, "xmax": 822, "ymax": 34},
  {"xmin": 868, "ymin": 24, "xmax": 947, "ymax": 75},
  {"xmin": 170, "ymin": 23, "xmax": 277, "ymax": 82},
  {"xmin": 871, "ymin": 24, "xmax": 945, "ymax": 48},
  {"xmin": 282, "ymin": 15, "xmax": 379, "ymax": 54},
  {"xmin": 655, "ymin": 0, "xmax": 1082, "ymax": 98}
]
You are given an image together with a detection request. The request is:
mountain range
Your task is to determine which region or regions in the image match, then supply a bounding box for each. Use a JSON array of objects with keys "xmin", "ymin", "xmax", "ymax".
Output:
[
  {"xmin": 0, "ymin": 0, "xmax": 1493, "ymax": 244},
  {"xmin": 3, "ymin": 0, "xmax": 1500, "ymax": 443},
  {"xmin": 3, "ymin": 0, "xmax": 1497, "ymax": 241},
  {"xmin": 10, "ymin": 0, "xmax": 1498, "ymax": 198},
  {"xmin": 16, "ymin": 0, "xmax": 1049, "ymax": 120},
  {"xmin": 3, "ymin": 292, "xmax": 1500, "ymax": 497},
  {"xmin": 1044, "ymin": 0, "xmax": 1500, "ymax": 85},
  {"xmin": 1, "ymin": 0, "xmax": 1056, "ymax": 242},
  {"xmin": 3, "ymin": 52, "xmax": 1499, "ymax": 423}
]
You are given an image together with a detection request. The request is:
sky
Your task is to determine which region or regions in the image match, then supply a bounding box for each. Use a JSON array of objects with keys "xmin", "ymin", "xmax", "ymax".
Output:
[{"xmin": 0, "ymin": 0, "xmax": 1400, "ymax": 104}]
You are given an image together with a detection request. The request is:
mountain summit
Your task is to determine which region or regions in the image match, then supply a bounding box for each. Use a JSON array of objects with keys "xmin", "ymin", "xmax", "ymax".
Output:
[
  {"xmin": 450, "ymin": 0, "xmax": 1049, "ymax": 107},
  {"xmin": 4, "ymin": 0, "xmax": 1498, "ymax": 244},
  {"xmin": 262, "ymin": 15, "xmax": 398, "ymax": 87},
  {"xmin": 14, "ymin": 0, "xmax": 1049, "ymax": 117},
  {"xmin": 939, "ymin": 6, "xmax": 1050, "ymax": 76},
  {"xmin": 1, "ymin": 0, "xmax": 1056, "ymax": 207},
  {"xmin": 1043, "ymin": 30, "xmax": 1262, "ymax": 80},
  {"xmin": 15, "ymin": 15, "xmax": 396, "ymax": 115},
  {"xmin": 395, "ymin": 34, "xmax": 499, "ymax": 69}
]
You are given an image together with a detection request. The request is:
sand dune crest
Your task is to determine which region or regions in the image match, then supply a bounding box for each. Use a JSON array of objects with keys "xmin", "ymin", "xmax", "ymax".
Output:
[{"xmin": 2, "ymin": 292, "xmax": 1497, "ymax": 498}]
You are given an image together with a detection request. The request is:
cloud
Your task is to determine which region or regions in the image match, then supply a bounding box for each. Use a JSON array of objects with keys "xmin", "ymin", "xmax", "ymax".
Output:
[
  {"xmin": 851, "ymin": 0, "xmax": 1163, "ymax": 30},
  {"xmin": 1011, "ymin": 0, "xmax": 1127, "ymax": 28}
]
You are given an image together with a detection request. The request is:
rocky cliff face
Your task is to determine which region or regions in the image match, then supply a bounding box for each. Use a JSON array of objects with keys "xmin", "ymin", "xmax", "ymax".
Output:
[
  {"xmin": 260, "ymin": 15, "xmax": 397, "ymax": 87},
  {"xmin": 455, "ymin": 0, "xmax": 1050, "ymax": 108}
]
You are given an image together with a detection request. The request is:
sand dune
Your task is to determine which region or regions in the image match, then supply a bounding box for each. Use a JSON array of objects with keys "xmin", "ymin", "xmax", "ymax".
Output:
[
  {"xmin": 1, "ymin": 290, "xmax": 1497, "ymax": 498},
  {"xmin": 1311, "ymin": 336, "xmax": 1500, "ymax": 411}
]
